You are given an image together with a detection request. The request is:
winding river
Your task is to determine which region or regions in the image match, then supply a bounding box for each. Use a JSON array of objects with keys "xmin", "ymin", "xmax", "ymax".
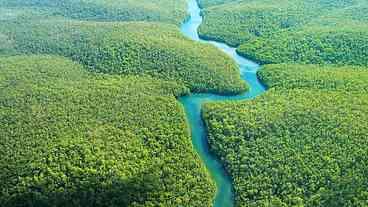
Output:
[{"xmin": 179, "ymin": 0, "xmax": 266, "ymax": 206}]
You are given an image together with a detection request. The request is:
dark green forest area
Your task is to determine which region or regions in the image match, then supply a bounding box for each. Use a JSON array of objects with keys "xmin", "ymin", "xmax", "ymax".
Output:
[
  {"xmin": 202, "ymin": 56, "xmax": 368, "ymax": 207},
  {"xmin": 198, "ymin": 0, "xmax": 368, "ymax": 65},
  {"xmin": 0, "ymin": 16, "xmax": 246, "ymax": 94},
  {"xmin": 0, "ymin": 1, "xmax": 223, "ymax": 206},
  {"xmin": 204, "ymin": 64, "xmax": 368, "ymax": 206},
  {"xmin": 199, "ymin": 0, "xmax": 368, "ymax": 206},
  {"xmin": 0, "ymin": 55, "xmax": 215, "ymax": 206},
  {"xmin": 204, "ymin": 88, "xmax": 368, "ymax": 206},
  {"xmin": 1, "ymin": 0, "xmax": 368, "ymax": 206},
  {"xmin": 258, "ymin": 64, "xmax": 368, "ymax": 92},
  {"xmin": 0, "ymin": 0, "xmax": 187, "ymax": 25}
]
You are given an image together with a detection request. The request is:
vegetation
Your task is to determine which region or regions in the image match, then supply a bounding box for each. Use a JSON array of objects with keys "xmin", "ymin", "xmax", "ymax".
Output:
[
  {"xmin": 203, "ymin": 89, "xmax": 368, "ymax": 207},
  {"xmin": 199, "ymin": 0, "xmax": 368, "ymax": 205},
  {"xmin": 198, "ymin": 0, "xmax": 237, "ymax": 8},
  {"xmin": 198, "ymin": 0, "xmax": 368, "ymax": 66},
  {"xmin": 0, "ymin": 55, "xmax": 216, "ymax": 207},
  {"xmin": 0, "ymin": 1, "xmax": 249, "ymax": 205},
  {"xmin": 258, "ymin": 64, "xmax": 368, "ymax": 92},
  {"xmin": 237, "ymin": 26, "xmax": 368, "ymax": 65},
  {"xmin": 203, "ymin": 63, "xmax": 368, "ymax": 206},
  {"xmin": 0, "ymin": 19, "xmax": 247, "ymax": 94},
  {"xmin": 0, "ymin": 0, "xmax": 187, "ymax": 25},
  {"xmin": 3, "ymin": 0, "xmax": 368, "ymax": 206}
]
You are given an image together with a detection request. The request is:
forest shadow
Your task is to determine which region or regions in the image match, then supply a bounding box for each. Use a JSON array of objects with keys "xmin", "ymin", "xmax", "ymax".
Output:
[{"xmin": 3, "ymin": 169, "xmax": 161, "ymax": 207}]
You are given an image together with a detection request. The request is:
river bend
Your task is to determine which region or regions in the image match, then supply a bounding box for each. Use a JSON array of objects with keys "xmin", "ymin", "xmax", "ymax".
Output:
[{"xmin": 179, "ymin": 0, "xmax": 267, "ymax": 206}]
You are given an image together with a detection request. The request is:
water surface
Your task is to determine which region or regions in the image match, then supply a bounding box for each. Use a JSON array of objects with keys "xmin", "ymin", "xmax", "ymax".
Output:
[{"xmin": 179, "ymin": 0, "xmax": 266, "ymax": 206}]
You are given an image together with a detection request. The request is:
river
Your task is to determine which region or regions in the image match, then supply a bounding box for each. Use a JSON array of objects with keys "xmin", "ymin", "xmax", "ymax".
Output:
[{"xmin": 178, "ymin": 0, "xmax": 267, "ymax": 206}]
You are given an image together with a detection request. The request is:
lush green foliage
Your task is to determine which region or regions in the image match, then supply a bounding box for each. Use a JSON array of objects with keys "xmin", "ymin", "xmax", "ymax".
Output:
[
  {"xmin": 0, "ymin": 1, "xmax": 249, "ymax": 205},
  {"xmin": 203, "ymin": 63, "xmax": 368, "ymax": 206},
  {"xmin": 0, "ymin": 55, "xmax": 216, "ymax": 206},
  {"xmin": 198, "ymin": 0, "xmax": 368, "ymax": 65},
  {"xmin": 0, "ymin": 19, "xmax": 247, "ymax": 94},
  {"xmin": 0, "ymin": 0, "xmax": 187, "ymax": 25},
  {"xmin": 237, "ymin": 26, "xmax": 368, "ymax": 65},
  {"xmin": 4, "ymin": 1, "xmax": 368, "ymax": 207},
  {"xmin": 198, "ymin": 0, "xmax": 237, "ymax": 8},
  {"xmin": 258, "ymin": 64, "xmax": 368, "ymax": 92},
  {"xmin": 203, "ymin": 89, "xmax": 368, "ymax": 207}
]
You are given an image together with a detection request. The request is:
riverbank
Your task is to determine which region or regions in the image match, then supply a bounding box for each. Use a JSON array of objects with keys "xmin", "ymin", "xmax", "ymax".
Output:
[{"xmin": 179, "ymin": 0, "xmax": 267, "ymax": 206}]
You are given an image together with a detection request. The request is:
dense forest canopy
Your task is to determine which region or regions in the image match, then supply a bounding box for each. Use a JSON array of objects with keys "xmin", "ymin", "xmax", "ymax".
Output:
[
  {"xmin": 0, "ymin": 1, "xmax": 247, "ymax": 94},
  {"xmin": 199, "ymin": 0, "xmax": 368, "ymax": 206},
  {"xmin": 0, "ymin": 1, "xmax": 220, "ymax": 206},
  {"xmin": 203, "ymin": 63, "xmax": 368, "ymax": 206},
  {"xmin": 203, "ymin": 88, "xmax": 368, "ymax": 207},
  {"xmin": 1, "ymin": 0, "xmax": 368, "ymax": 206},
  {"xmin": 258, "ymin": 64, "xmax": 368, "ymax": 92},
  {"xmin": 0, "ymin": 20, "xmax": 246, "ymax": 94},
  {"xmin": 0, "ymin": 0, "xmax": 187, "ymax": 24},
  {"xmin": 0, "ymin": 55, "xmax": 215, "ymax": 206},
  {"xmin": 198, "ymin": 0, "xmax": 368, "ymax": 65}
]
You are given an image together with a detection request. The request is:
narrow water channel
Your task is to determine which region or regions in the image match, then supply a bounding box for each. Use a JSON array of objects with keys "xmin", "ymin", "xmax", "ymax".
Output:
[{"xmin": 179, "ymin": 0, "xmax": 267, "ymax": 206}]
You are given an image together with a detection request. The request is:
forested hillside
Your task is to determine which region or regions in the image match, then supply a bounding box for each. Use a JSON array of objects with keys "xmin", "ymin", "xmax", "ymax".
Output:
[
  {"xmin": 0, "ymin": 19, "xmax": 246, "ymax": 94},
  {"xmin": 0, "ymin": 55, "xmax": 215, "ymax": 206},
  {"xmin": 237, "ymin": 25, "xmax": 368, "ymax": 65},
  {"xmin": 199, "ymin": 1, "xmax": 368, "ymax": 204},
  {"xmin": 198, "ymin": 0, "xmax": 368, "ymax": 65},
  {"xmin": 198, "ymin": 0, "xmax": 237, "ymax": 8},
  {"xmin": 203, "ymin": 88, "xmax": 368, "ymax": 206},
  {"xmin": 258, "ymin": 64, "xmax": 368, "ymax": 92},
  {"xmin": 0, "ymin": 0, "xmax": 224, "ymax": 206},
  {"xmin": 203, "ymin": 64, "xmax": 368, "ymax": 206},
  {"xmin": 2, "ymin": 0, "xmax": 368, "ymax": 206},
  {"xmin": 203, "ymin": 63, "xmax": 368, "ymax": 206},
  {"xmin": 0, "ymin": 0, "xmax": 187, "ymax": 25},
  {"xmin": 200, "ymin": 0, "xmax": 368, "ymax": 206}
]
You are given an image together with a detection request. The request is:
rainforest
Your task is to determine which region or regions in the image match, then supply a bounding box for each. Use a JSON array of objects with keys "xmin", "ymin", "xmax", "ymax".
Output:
[{"xmin": 0, "ymin": 0, "xmax": 367, "ymax": 207}]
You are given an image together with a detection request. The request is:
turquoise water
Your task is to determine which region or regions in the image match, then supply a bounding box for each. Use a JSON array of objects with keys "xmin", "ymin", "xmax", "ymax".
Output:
[{"xmin": 179, "ymin": 0, "xmax": 266, "ymax": 206}]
